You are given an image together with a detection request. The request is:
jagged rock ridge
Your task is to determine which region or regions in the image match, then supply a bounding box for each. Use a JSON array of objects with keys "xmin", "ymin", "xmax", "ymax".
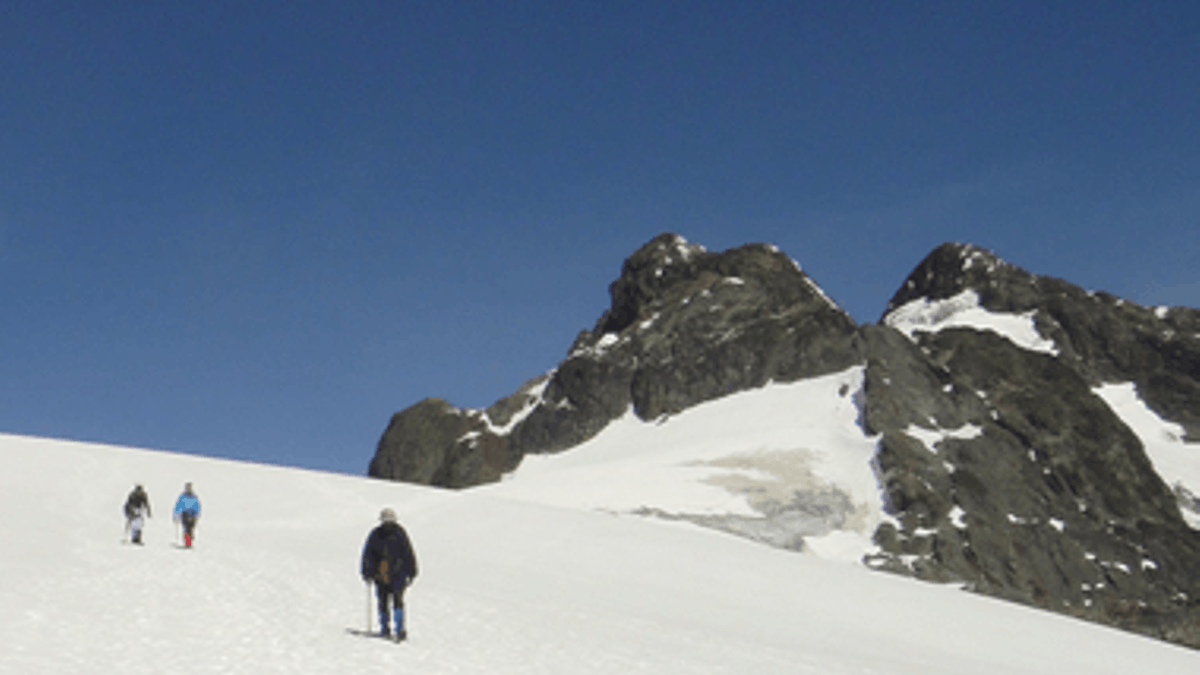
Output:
[
  {"xmin": 368, "ymin": 235, "xmax": 1200, "ymax": 649},
  {"xmin": 865, "ymin": 243, "xmax": 1200, "ymax": 646},
  {"xmin": 371, "ymin": 233, "xmax": 862, "ymax": 486}
]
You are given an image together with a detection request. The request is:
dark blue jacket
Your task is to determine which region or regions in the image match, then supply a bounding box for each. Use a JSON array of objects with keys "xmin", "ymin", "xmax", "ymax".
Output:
[{"xmin": 361, "ymin": 522, "xmax": 418, "ymax": 588}]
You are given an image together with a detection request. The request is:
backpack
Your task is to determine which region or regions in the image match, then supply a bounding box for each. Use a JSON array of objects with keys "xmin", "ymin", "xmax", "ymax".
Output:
[{"xmin": 377, "ymin": 557, "xmax": 391, "ymax": 585}]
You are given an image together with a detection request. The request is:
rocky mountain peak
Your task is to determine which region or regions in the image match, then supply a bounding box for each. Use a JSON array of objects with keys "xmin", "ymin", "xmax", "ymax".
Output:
[
  {"xmin": 372, "ymin": 232, "xmax": 863, "ymax": 487},
  {"xmin": 595, "ymin": 233, "xmax": 709, "ymax": 335},
  {"xmin": 857, "ymin": 243, "xmax": 1200, "ymax": 648},
  {"xmin": 594, "ymin": 233, "xmax": 838, "ymax": 338},
  {"xmin": 369, "ymin": 233, "xmax": 1200, "ymax": 649},
  {"xmin": 883, "ymin": 242, "xmax": 1024, "ymax": 318},
  {"xmin": 881, "ymin": 242, "xmax": 1200, "ymax": 440}
]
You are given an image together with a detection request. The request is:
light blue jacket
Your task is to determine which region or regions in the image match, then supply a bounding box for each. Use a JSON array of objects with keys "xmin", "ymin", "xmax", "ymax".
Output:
[{"xmin": 174, "ymin": 493, "xmax": 201, "ymax": 518}]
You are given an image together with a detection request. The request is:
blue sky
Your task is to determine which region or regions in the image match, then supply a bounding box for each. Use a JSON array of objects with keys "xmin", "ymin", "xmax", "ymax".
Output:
[{"xmin": 2, "ymin": 1, "xmax": 1197, "ymax": 475}]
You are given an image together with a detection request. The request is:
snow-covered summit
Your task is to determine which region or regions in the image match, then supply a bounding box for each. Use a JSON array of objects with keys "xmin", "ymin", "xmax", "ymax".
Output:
[{"xmin": 882, "ymin": 242, "xmax": 1020, "ymax": 318}]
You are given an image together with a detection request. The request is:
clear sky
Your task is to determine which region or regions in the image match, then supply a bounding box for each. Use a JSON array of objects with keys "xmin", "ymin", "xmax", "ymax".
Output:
[{"xmin": 3, "ymin": 1, "xmax": 1198, "ymax": 475}]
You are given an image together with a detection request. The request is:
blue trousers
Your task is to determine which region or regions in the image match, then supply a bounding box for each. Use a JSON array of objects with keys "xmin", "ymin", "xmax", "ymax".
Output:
[{"xmin": 375, "ymin": 581, "xmax": 408, "ymax": 633}]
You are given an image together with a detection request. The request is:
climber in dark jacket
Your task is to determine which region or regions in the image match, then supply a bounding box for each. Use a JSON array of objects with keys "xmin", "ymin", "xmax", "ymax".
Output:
[
  {"xmin": 360, "ymin": 507, "xmax": 418, "ymax": 640},
  {"xmin": 123, "ymin": 484, "xmax": 151, "ymax": 544}
]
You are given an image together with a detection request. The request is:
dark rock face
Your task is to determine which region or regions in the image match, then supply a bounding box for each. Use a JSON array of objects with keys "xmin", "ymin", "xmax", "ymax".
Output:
[
  {"xmin": 370, "ymin": 233, "xmax": 863, "ymax": 487},
  {"xmin": 593, "ymin": 234, "xmax": 863, "ymax": 421},
  {"xmin": 868, "ymin": 243, "xmax": 1200, "ymax": 647},
  {"xmin": 368, "ymin": 398, "xmax": 507, "ymax": 487},
  {"xmin": 369, "ymin": 235, "xmax": 1200, "ymax": 648},
  {"xmin": 884, "ymin": 243, "xmax": 1200, "ymax": 440}
]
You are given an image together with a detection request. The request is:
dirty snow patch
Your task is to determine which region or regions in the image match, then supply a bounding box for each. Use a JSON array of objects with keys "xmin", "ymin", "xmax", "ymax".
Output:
[{"xmin": 484, "ymin": 367, "xmax": 891, "ymax": 564}]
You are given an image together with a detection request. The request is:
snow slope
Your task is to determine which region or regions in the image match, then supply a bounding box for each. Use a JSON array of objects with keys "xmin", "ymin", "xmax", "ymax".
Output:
[
  {"xmin": 2, "ymin": 432, "xmax": 1198, "ymax": 674},
  {"xmin": 482, "ymin": 367, "xmax": 889, "ymax": 562}
]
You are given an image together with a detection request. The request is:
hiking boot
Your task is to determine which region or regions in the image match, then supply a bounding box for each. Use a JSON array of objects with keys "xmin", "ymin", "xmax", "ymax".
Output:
[{"xmin": 395, "ymin": 630, "xmax": 407, "ymax": 643}]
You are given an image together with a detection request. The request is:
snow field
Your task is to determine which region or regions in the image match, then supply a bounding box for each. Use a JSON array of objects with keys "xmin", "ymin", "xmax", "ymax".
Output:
[
  {"xmin": 485, "ymin": 368, "xmax": 890, "ymax": 562},
  {"xmin": 1, "ymin": 431, "xmax": 1198, "ymax": 674}
]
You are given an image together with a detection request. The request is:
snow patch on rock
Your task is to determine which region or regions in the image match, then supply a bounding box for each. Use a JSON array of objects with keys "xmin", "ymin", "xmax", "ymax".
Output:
[
  {"xmin": 886, "ymin": 289, "xmax": 1059, "ymax": 355},
  {"xmin": 1093, "ymin": 382, "xmax": 1200, "ymax": 530},
  {"xmin": 902, "ymin": 423, "xmax": 984, "ymax": 455}
]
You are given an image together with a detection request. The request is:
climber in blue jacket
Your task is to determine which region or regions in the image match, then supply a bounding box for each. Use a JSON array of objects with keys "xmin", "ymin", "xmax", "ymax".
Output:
[{"xmin": 173, "ymin": 482, "xmax": 202, "ymax": 548}]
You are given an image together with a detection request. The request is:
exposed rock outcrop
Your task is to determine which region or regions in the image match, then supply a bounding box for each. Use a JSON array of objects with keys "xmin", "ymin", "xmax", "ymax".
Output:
[
  {"xmin": 371, "ymin": 233, "xmax": 863, "ymax": 487},
  {"xmin": 867, "ymin": 242, "xmax": 1200, "ymax": 646},
  {"xmin": 884, "ymin": 243, "xmax": 1200, "ymax": 439}
]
